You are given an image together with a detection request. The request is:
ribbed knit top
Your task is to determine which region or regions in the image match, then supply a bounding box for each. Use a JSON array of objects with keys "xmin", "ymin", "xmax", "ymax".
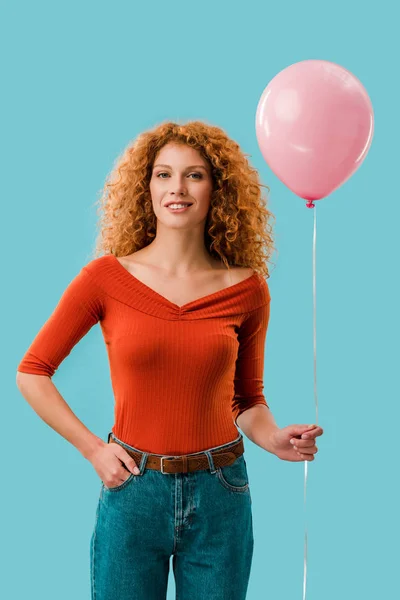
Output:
[{"xmin": 17, "ymin": 254, "xmax": 271, "ymax": 454}]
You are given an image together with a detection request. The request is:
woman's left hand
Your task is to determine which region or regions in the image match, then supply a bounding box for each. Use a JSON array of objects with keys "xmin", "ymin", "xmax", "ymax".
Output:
[{"xmin": 269, "ymin": 424, "xmax": 323, "ymax": 462}]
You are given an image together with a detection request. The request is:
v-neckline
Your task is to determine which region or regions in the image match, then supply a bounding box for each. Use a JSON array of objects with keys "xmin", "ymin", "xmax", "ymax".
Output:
[{"xmin": 108, "ymin": 254, "xmax": 259, "ymax": 311}]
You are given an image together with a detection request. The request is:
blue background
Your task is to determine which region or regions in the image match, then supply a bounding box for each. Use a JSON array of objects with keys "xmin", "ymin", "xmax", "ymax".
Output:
[{"xmin": 2, "ymin": 1, "xmax": 398, "ymax": 598}]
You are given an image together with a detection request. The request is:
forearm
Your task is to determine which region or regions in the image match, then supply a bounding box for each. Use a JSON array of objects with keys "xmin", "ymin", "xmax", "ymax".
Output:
[
  {"xmin": 16, "ymin": 372, "xmax": 104, "ymax": 461},
  {"xmin": 236, "ymin": 403, "xmax": 279, "ymax": 453}
]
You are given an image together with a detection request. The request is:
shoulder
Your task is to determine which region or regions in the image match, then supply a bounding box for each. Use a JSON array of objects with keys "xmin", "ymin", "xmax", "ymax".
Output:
[
  {"xmin": 81, "ymin": 255, "xmax": 114, "ymax": 279},
  {"xmin": 225, "ymin": 265, "xmax": 270, "ymax": 311},
  {"xmin": 65, "ymin": 255, "xmax": 114, "ymax": 299},
  {"xmin": 231, "ymin": 266, "xmax": 270, "ymax": 307}
]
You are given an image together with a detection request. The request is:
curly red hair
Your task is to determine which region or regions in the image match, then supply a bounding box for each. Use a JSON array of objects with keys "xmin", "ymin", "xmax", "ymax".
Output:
[{"xmin": 90, "ymin": 119, "xmax": 276, "ymax": 279}]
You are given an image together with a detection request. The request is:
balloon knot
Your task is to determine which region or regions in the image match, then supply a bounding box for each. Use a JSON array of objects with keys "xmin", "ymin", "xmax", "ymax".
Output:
[{"xmin": 306, "ymin": 200, "xmax": 315, "ymax": 208}]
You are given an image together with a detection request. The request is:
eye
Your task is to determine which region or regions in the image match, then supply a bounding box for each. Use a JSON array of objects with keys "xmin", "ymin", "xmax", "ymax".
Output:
[{"xmin": 156, "ymin": 172, "xmax": 203, "ymax": 179}]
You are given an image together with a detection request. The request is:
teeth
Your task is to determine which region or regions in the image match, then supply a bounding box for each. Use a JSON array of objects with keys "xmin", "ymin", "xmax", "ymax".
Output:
[{"xmin": 168, "ymin": 204, "xmax": 190, "ymax": 208}]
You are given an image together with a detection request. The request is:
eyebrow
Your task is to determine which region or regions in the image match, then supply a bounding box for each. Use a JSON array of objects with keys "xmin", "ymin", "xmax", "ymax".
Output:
[{"xmin": 153, "ymin": 164, "xmax": 208, "ymax": 171}]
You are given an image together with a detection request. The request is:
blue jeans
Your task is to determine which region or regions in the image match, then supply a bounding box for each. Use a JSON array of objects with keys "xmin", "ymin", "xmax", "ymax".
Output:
[{"xmin": 90, "ymin": 431, "xmax": 254, "ymax": 599}]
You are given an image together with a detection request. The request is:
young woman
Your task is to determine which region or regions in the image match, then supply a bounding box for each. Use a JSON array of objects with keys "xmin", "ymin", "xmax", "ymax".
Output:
[{"xmin": 16, "ymin": 120, "xmax": 322, "ymax": 600}]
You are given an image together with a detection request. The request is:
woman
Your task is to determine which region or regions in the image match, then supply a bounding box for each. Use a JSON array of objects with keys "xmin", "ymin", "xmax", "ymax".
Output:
[{"xmin": 16, "ymin": 120, "xmax": 323, "ymax": 600}]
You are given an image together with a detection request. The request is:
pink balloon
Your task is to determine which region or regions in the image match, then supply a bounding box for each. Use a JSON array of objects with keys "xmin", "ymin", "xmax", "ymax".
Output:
[{"xmin": 255, "ymin": 60, "xmax": 374, "ymax": 202}]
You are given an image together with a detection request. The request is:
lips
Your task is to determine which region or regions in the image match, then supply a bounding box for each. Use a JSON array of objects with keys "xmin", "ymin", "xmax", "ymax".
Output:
[{"xmin": 165, "ymin": 202, "xmax": 193, "ymax": 207}]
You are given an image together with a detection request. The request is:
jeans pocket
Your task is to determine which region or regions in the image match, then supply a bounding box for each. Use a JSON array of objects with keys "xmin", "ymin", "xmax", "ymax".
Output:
[
  {"xmin": 103, "ymin": 472, "xmax": 136, "ymax": 492},
  {"xmin": 215, "ymin": 454, "xmax": 250, "ymax": 493}
]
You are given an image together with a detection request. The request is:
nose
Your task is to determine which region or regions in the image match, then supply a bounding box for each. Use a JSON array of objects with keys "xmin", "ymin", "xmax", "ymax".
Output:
[
  {"xmin": 169, "ymin": 177, "xmax": 188, "ymax": 196},
  {"xmin": 171, "ymin": 187, "xmax": 187, "ymax": 197}
]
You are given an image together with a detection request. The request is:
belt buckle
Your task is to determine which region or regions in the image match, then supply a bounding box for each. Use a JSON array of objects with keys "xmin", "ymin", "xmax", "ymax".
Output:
[
  {"xmin": 160, "ymin": 455, "xmax": 184, "ymax": 474},
  {"xmin": 160, "ymin": 456, "xmax": 176, "ymax": 474}
]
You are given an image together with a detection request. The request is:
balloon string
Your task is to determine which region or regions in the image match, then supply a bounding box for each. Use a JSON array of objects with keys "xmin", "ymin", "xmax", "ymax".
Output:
[{"xmin": 303, "ymin": 202, "xmax": 319, "ymax": 600}]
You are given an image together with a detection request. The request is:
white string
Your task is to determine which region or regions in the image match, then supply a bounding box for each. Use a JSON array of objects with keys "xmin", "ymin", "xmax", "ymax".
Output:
[{"xmin": 302, "ymin": 202, "xmax": 319, "ymax": 600}]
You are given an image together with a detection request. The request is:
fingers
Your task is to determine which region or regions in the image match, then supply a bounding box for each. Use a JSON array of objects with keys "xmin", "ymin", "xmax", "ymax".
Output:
[
  {"xmin": 106, "ymin": 464, "xmax": 132, "ymax": 488},
  {"xmin": 289, "ymin": 425, "xmax": 322, "ymax": 461},
  {"xmin": 293, "ymin": 443, "xmax": 318, "ymax": 458},
  {"xmin": 107, "ymin": 445, "xmax": 141, "ymax": 487},
  {"xmin": 112, "ymin": 444, "xmax": 140, "ymax": 473},
  {"xmin": 125, "ymin": 455, "xmax": 141, "ymax": 475},
  {"xmin": 297, "ymin": 453, "xmax": 315, "ymax": 461},
  {"xmin": 290, "ymin": 437, "xmax": 318, "ymax": 461},
  {"xmin": 302, "ymin": 426, "xmax": 323, "ymax": 439},
  {"xmin": 291, "ymin": 446, "xmax": 316, "ymax": 460},
  {"xmin": 291, "ymin": 438, "xmax": 317, "ymax": 449}
]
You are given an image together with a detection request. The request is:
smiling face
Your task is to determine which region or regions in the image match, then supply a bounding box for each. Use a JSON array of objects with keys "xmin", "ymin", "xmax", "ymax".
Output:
[{"xmin": 149, "ymin": 143, "xmax": 214, "ymax": 229}]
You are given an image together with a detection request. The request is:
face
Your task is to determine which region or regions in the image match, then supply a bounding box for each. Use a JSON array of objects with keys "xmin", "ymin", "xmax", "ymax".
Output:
[{"xmin": 149, "ymin": 143, "xmax": 214, "ymax": 228}]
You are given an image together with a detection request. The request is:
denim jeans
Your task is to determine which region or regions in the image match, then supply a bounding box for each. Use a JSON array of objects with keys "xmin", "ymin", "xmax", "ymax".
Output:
[{"xmin": 90, "ymin": 431, "xmax": 254, "ymax": 600}]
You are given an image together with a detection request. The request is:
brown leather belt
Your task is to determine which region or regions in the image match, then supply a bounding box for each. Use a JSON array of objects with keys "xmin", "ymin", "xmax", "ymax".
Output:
[{"xmin": 108, "ymin": 436, "xmax": 244, "ymax": 474}]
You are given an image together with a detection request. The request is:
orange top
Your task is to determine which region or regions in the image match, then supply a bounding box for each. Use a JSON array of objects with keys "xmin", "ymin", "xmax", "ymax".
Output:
[{"xmin": 17, "ymin": 255, "xmax": 271, "ymax": 454}]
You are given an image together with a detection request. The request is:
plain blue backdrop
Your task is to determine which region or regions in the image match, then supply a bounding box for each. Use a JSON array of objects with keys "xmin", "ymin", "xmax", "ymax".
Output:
[{"xmin": 2, "ymin": 1, "xmax": 398, "ymax": 599}]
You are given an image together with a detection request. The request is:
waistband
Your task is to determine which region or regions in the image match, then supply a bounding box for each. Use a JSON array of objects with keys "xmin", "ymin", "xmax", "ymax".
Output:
[{"xmin": 106, "ymin": 431, "xmax": 245, "ymax": 475}]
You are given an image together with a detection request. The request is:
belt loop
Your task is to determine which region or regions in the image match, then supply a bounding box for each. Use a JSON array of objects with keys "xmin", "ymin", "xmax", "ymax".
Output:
[
  {"xmin": 204, "ymin": 450, "xmax": 217, "ymax": 474},
  {"xmin": 138, "ymin": 452, "xmax": 148, "ymax": 475}
]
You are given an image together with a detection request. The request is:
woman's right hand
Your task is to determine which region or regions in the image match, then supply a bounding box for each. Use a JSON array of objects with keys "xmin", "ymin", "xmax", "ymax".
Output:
[{"xmin": 89, "ymin": 441, "xmax": 141, "ymax": 488}]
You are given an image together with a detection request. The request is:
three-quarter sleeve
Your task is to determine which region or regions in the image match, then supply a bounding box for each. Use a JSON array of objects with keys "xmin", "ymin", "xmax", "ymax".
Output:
[
  {"xmin": 17, "ymin": 267, "xmax": 105, "ymax": 378},
  {"xmin": 232, "ymin": 301, "xmax": 271, "ymax": 426}
]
